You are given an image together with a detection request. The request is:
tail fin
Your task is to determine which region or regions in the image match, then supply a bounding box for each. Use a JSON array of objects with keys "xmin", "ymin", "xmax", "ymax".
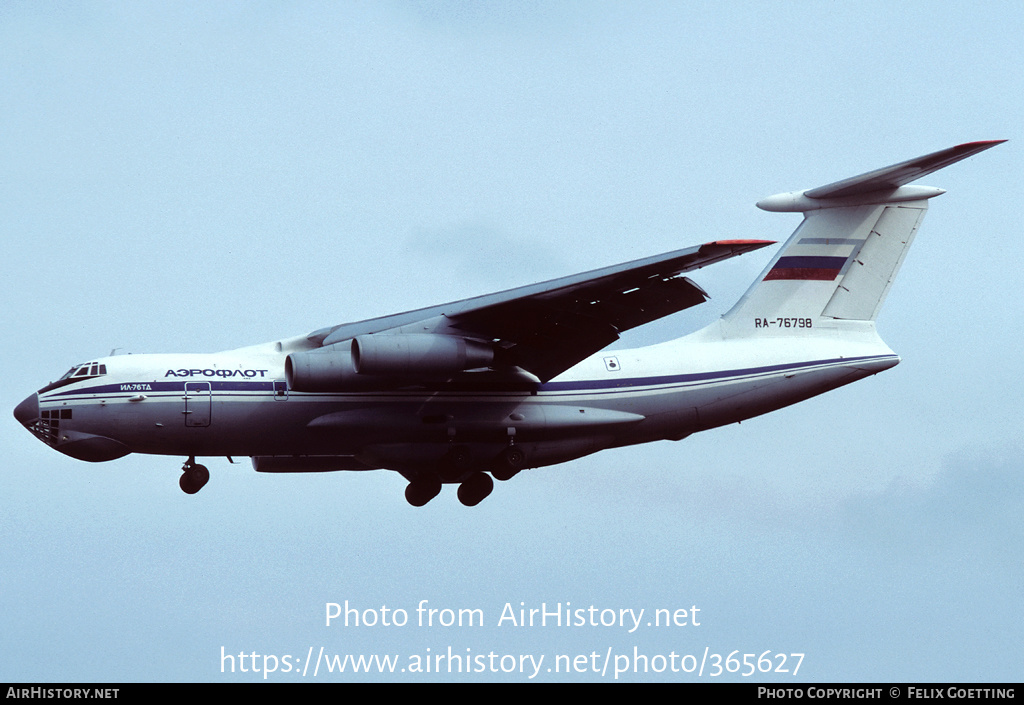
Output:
[{"xmin": 721, "ymin": 141, "xmax": 1004, "ymax": 336}]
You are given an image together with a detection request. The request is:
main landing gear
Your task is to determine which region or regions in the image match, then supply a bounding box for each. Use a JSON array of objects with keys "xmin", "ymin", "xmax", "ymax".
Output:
[
  {"xmin": 404, "ymin": 443, "xmax": 527, "ymax": 507},
  {"xmin": 405, "ymin": 474, "xmax": 442, "ymax": 507},
  {"xmin": 456, "ymin": 471, "xmax": 493, "ymax": 507},
  {"xmin": 179, "ymin": 456, "xmax": 209, "ymax": 495},
  {"xmin": 491, "ymin": 445, "xmax": 525, "ymax": 482}
]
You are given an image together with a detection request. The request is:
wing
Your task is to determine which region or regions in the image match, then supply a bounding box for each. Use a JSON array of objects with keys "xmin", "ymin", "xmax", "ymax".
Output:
[{"xmin": 305, "ymin": 239, "xmax": 773, "ymax": 383}]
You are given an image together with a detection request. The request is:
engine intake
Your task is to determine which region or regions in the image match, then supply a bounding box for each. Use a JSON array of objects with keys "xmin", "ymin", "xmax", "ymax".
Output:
[{"xmin": 285, "ymin": 343, "xmax": 361, "ymax": 392}]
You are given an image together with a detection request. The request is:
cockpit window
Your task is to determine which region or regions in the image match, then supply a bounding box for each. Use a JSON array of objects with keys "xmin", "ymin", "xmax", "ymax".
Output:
[
  {"xmin": 60, "ymin": 362, "xmax": 107, "ymax": 379},
  {"xmin": 43, "ymin": 362, "xmax": 107, "ymax": 393}
]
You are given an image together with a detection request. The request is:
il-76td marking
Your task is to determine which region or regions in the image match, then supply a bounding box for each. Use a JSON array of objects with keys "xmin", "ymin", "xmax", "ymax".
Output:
[{"xmin": 755, "ymin": 318, "xmax": 813, "ymax": 329}]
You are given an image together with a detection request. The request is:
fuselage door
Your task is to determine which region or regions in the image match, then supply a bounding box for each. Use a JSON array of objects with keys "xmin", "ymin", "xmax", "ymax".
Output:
[
  {"xmin": 184, "ymin": 382, "xmax": 211, "ymax": 427},
  {"xmin": 273, "ymin": 380, "xmax": 288, "ymax": 400}
]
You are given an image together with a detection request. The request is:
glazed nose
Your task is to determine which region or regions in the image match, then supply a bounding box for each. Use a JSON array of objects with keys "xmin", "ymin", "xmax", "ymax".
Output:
[{"xmin": 14, "ymin": 393, "xmax": 39, "ymax": 427}]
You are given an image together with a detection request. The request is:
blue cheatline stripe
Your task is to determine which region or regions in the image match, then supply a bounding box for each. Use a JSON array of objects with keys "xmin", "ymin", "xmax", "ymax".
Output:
[
  {"xmin": 45, "ymin": 380, "xmax": 275, "ymax": 398},
  {"xmin": 538, "ymin": 354, "xmax": 896, "ymax": 393},
  {"xmin": 39, "ymin": 354, "xmax": 898, "ymax": 401}
]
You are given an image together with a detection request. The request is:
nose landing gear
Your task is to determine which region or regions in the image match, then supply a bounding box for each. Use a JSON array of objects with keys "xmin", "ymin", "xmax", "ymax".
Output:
[{"xmin": 179, "ymin": 457, "xmax": 209, "ymax": 495}]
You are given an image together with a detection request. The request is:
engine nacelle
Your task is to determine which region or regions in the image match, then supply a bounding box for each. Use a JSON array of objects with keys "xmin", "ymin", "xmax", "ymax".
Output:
[
  {"xmin": 286, "ymin": 335, "xmax": 496, "ymax": 391},
  {"xmin": 352, "ymin": 334, "xmax": 494, "ymax": 376},
  {"xmin": 285, "ymin": 343, "xmax": 362, "ymax": 392}
]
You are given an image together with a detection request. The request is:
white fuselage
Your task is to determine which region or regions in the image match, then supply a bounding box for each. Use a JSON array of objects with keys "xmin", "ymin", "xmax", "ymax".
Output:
[
  {"xmin": 24, "ymin": 321, "xmax": 898, "ymax": 477},
  {"xmin": 14, "ymin": 140, "xmax": 998, "ymax": 504}
]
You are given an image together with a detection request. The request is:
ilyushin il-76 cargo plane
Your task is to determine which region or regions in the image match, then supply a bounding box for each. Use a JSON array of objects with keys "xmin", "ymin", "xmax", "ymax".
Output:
[{"xmin": 14, "ymin": 141, "xmax": 1003, "ymax": 506}]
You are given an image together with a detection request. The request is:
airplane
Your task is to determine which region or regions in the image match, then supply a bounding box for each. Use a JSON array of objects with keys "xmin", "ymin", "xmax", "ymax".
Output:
[{"xmin": 14, "ymin": 140, "xmax": 1004, "ymax": 507}]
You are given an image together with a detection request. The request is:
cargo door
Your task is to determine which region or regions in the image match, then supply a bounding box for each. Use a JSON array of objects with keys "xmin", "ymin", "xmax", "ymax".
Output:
[{"xmin": 184, "ymin": 381, "xmax": 211, "ymax": 427}]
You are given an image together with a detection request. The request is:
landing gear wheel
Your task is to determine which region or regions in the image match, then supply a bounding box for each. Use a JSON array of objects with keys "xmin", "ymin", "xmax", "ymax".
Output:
[
  {"xmin": 405, "ymin": 474, "xmax": 442, "ymax": 507},
  {"xmin": 179, "ymin": 463, "xmax": 209, "ymax": 495},
  {"xmin": 492, "ymin": 445, "xmax": 526, "ymax": 481},
  {"xmin": 457, "ymin": 471, "xmax": 494, "ymax": 507}
]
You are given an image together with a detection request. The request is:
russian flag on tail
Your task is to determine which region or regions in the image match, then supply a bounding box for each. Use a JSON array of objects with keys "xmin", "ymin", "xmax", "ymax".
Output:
[{"xmin": 763, "ymin": 255, "xmax": 847, "ymax": 281}]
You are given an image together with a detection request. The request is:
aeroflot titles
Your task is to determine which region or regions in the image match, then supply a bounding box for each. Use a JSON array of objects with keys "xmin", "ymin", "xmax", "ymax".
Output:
[{"xmin": 164, "ymin": 369, "xmax": 269, "ymax": 378}]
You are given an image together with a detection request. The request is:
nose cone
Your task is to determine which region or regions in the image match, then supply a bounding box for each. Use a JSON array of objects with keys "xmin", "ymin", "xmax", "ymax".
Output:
[{"xmin": 14, "ymin": 393, "xmax": 39, "ymax": 427}]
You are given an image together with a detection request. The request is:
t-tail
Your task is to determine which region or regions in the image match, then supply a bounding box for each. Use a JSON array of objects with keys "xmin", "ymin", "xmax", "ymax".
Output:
[
  {"xmin": 719, "ymin": 140, "xmax": 1005, "ymax": 339},
  {"xmin": 665, "ymin": 140, "xmax": 1004, "ymax": 434}
]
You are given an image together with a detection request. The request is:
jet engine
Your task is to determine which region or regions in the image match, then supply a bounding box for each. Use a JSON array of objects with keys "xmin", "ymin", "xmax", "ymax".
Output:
[
  {"xmin": 285, "ymin": 335, "xmax": 494, "ymax": 391},
  {"xmin": 351, "ymin": 334, "xmax": 494, "ymax": 375},
  {"xmin": 285, "ymin": 343, "xmax": 361, "ymax": 392}
]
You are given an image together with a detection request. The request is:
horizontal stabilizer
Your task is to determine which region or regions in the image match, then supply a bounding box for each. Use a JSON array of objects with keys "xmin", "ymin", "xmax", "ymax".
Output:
[
  {"xmin": 806, "ymin": 140, "xmax": 1005, "ymax": 199},
  {"xmin": 757, "ymin": 140, "xmax": 1005, "ymax": 212}
]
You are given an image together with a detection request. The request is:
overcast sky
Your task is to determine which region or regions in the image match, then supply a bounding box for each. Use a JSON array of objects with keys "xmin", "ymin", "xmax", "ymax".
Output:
[{"xmin": 2, "ymin": 1, "xmax": 1021, "ymax": 682}]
